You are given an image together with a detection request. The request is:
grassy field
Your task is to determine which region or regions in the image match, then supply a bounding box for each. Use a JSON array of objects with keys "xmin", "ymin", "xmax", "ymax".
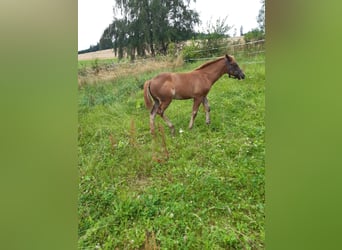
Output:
[
  {"xmin": 78, "ymin": 54, "xmax": 265, "ymax": 249},
  {"xmin": 78, "ymin": 58, "xmax": 118, "ymax": 70}
]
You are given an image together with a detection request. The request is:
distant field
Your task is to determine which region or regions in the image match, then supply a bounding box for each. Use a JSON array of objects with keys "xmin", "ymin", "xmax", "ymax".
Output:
[
  {"xmin": 78, "ymin": 55, "xmax": 182, "ymax": 86},
  {"xmin": 78, "ymin": 36, "xmax": 247, "ymax": 61},
  {"xmin": 78, "ymin": 54, "xmax": 265, "ymax": 249},
  {"xmin": 78, "ymin": 49, "xmax": 116, "ymax": 61}
]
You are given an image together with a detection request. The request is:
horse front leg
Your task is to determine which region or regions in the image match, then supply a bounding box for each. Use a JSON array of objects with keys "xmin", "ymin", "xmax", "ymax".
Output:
[
  {"xmin": 202, "ymin": 96, "xmax": 211, "ymax": 125},
  {"xmin": 189, "ymin": 97, "xmax": 202, "ymax": 129}
]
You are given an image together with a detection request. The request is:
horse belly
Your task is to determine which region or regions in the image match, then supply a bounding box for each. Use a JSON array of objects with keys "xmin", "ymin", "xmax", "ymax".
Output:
[
  {"xmin": 170, "ymin": 73, "xmax": 201, "ymax": 100},
  {"xmin": 171, "ymin": 87, "xmax": 193, "ymax": 100},
  {"xmin": 173, "ymin": 94, "xmax": 191, "ymax": 100}
]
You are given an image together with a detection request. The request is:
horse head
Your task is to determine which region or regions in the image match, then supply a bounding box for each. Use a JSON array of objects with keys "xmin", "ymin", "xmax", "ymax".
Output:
[{"xmin": 225, "ymin": 54, "xmax": 245, "ymax": 80}]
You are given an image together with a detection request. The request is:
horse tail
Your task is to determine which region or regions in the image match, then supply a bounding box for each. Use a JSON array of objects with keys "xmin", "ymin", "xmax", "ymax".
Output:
[{"xmin": 143, "ymin": 80, "xmax": 153, "ymax": 110}]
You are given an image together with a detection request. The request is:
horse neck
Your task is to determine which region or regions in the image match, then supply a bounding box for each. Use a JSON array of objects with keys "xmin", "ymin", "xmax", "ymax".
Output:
[{"xmin": 198, "ymin": 58, "xmax": 227, "ymax": 85}]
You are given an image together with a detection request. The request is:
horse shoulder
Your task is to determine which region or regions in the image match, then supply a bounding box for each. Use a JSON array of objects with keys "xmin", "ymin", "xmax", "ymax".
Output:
[{"xmin": 189, "ymin": 72, "xmax": 211, "ymax": 95}]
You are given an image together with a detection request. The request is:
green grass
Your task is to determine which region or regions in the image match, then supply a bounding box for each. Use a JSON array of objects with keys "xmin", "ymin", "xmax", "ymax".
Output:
[
  {"xmin": 78, "ymin": 58, "xmax": 120, "ymax": 70},
  {"xmin": 78, "ymin": 55, "xmax": 265, "ymax": 249}
]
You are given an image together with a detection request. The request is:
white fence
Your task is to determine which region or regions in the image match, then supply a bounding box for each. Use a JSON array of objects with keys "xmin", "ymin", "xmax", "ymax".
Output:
[{"xmin": 183, "ymin": 39, "xmax": 265, "ymax": 64}]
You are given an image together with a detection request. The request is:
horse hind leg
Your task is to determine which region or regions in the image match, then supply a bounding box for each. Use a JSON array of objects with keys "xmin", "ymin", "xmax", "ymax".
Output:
[
  {"xmin": 158, "ymin": 100, "xmax": 175, "ymax": 135},
  {"xmin": 150, "ymin": 100, "xmax": 160, "ymax": 134},
  {"xmin": 160, "ymin": 113, "xmax": 175, "ymax": 136}
]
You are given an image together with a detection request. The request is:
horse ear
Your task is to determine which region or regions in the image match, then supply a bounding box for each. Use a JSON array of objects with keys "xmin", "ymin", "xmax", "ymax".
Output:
[{"xmin": 225, "ymin": 54, "xmax": 232, "ymax": 62}]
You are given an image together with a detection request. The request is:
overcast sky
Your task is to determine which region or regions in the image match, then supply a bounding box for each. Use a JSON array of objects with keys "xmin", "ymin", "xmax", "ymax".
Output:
[{"xmin": 78, "ymin": 0, "xmax": 263, "ymax": 51}]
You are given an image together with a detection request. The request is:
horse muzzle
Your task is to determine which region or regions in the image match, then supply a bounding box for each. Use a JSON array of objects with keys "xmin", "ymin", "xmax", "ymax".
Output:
[{"xmin": 228, "ymin": 73, "xmax": 245, "ymax": 80}]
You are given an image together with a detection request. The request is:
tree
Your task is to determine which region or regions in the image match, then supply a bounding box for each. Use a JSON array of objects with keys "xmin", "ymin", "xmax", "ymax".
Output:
[
  {"xmin": 103, "ymin": 0, "xmax": 199, "ymax": 60},
  {"xmin": 257, "ymin": 0, "xmax": 265, "ymax": 33},
  {"xmin": 244, "ymin": 28, "xmax": 264, "ymax": 42},
  {"xmin": 201, "ymin": 16, "xmax": 232, "ymax": 57},
  {"xmin": 99, "ymin": 25, "xmax": 114, "ymax": 50},
  {"xmin": 205, "ymin": 16, "xmax": 232, "ymax": 36}
]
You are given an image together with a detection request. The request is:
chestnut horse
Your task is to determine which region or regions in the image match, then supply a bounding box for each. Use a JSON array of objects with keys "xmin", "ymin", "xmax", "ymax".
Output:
[{"xmin": 144, "ymin": 54, "xmax": 245, "ymax": 134}]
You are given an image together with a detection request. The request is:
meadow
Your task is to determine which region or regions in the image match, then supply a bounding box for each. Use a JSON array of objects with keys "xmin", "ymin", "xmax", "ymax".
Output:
[{"xmin": 78, "ymin": 53, "xmax": 265, "ymax": 249}]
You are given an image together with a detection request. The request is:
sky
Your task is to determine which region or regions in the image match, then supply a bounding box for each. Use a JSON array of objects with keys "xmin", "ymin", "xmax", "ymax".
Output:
[{"xmin": 78, "ymin": 0, "xmax": 263, "ymax": 51}]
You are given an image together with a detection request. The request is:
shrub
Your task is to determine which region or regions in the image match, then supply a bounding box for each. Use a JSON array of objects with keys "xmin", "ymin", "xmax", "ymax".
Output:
[
  {"xmin": 91, "ymin": 58, "xmax": 100, "ymax": 75},
  {"xmin": 181, "ymin": 39, "xmax": 201, "ymax": 62},
  {"xmin": 244, "ymin": 28, "xmax": 265, "ymax": 42}
]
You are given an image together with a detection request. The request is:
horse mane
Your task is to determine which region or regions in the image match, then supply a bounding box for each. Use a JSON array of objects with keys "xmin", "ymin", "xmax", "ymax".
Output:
[{"xmin": 194, "ymin": 56, "xmax": 225, "ymax": 71}]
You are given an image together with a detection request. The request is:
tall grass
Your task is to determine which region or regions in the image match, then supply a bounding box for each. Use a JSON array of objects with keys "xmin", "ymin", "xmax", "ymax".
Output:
[{"xmin": 78, "ymin": 54, "xmax": 265, "ymax": 249}]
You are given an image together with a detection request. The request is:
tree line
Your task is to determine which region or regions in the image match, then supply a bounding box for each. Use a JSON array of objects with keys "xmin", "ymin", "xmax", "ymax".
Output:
[
  {"xmin": 79, "ymin": 0, "xmax": 265, "ymax": 60},
  {"xmin": 99, "ymin": 0, "xmax": 200, "ymax": 60}
]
